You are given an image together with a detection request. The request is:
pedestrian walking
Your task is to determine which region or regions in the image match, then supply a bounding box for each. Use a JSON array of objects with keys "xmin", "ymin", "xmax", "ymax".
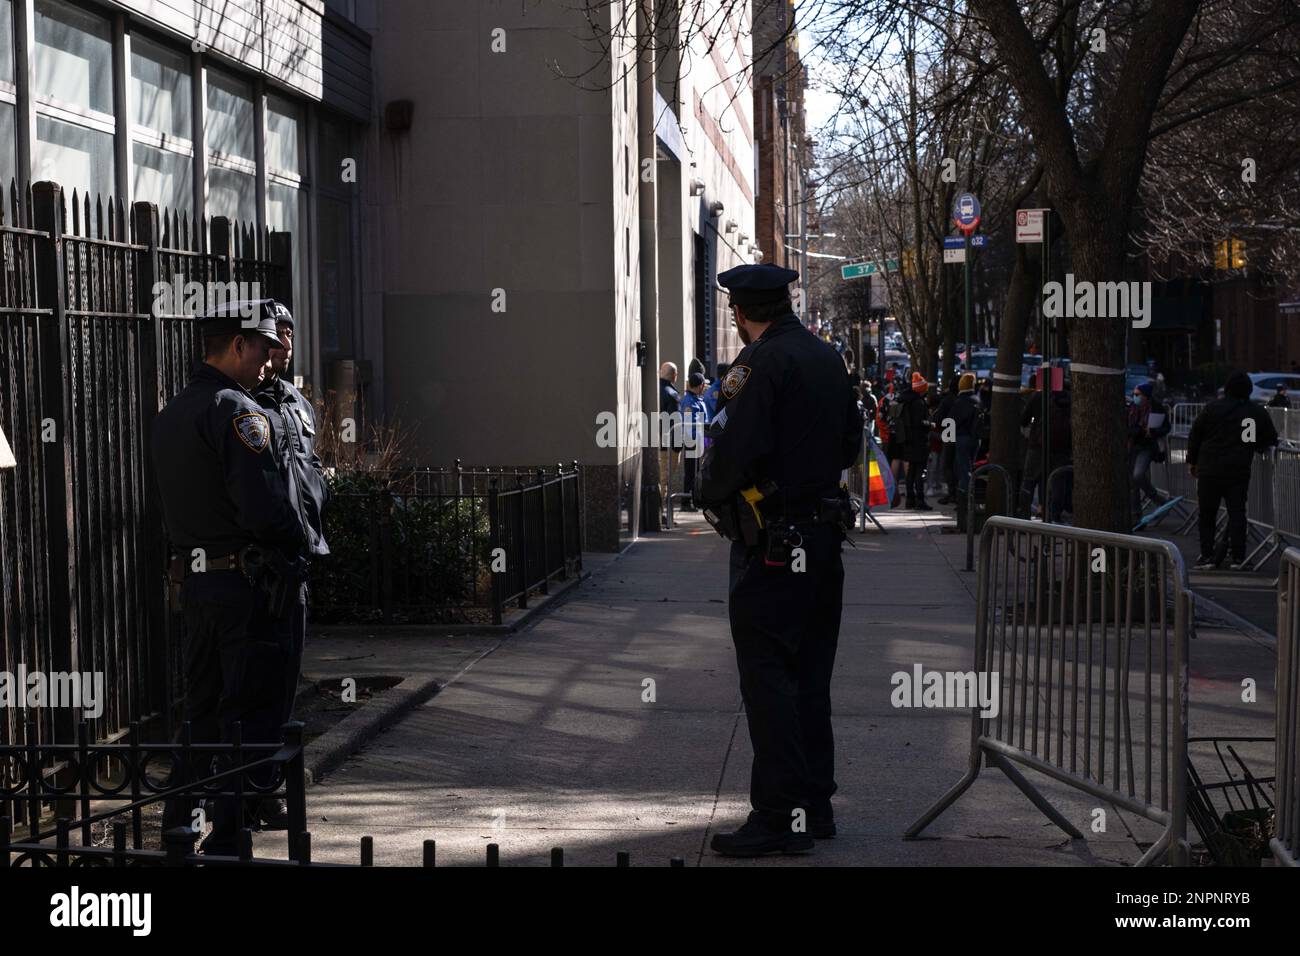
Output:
[
  {"xmin": 1269, "ymin": 384, "xmax": 1291, "ymax": 409},
  {"xmin": 698, "ymin": 263, "xmax": 862, "ymax": 856},
  {"xmin": 951, "ymin": 373, "xmax": 981, "ymax": 531},
  {"xmin": 151, "ymin": 303, "xmax": 306, "ymax": 855},
  {"xmin": 1188, "ymin": 371, "xmax": 1279, "ymax": 569},
  {"xmin": 1128, "ymin": 381, "xmax": 1171, "ymax": 523}
]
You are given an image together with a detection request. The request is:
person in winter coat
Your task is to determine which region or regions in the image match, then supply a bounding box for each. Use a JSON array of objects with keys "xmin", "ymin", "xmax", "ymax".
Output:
[
  {"xmin": 933, "ymin": 376, "xmax": 960, "ymax": 504},
  {"xmin": 899, "ymin": 372, "xmax": 933, "ymax": 509},
  {"xmin": 1128, "ymin": 381, "xmax": 1172, "ymax": 521},
  {"xmin": 950, "ymin": 373, "xmax": 982, "ymax": 531},
  {"xmin": 1188, "ymin": 371, "xmax": 1279, "ymax": 569}
]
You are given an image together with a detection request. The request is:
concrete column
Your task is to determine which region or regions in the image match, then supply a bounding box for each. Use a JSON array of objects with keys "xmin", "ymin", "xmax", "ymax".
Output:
[{"xmin": 637, "ymin": 1, "xmax": 663, "ymax": 532}]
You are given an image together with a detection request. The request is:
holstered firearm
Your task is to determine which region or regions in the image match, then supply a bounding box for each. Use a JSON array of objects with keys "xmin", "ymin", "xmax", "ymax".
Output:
[
  {"xmin": 702, "ymin": 480, "xmax": 779, "ymax": 547},
  {"xmin": 240, "ymin": 545, "xmax": 310, "ymax": 619}
]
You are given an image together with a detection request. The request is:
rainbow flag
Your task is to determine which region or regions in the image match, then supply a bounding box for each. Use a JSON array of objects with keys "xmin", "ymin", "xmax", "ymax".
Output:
[{"xmin": 865, "ymin": 434, "xmax": 896, "ymax": 508}]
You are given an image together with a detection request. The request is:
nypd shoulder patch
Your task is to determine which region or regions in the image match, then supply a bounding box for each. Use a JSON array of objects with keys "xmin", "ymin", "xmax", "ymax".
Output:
[
  {"xmin": 233, "ymin": 412, "xmax": 271, "ymax": 453},
  {"xmin": 721, "ymin": 365, "xmax": 752, "ymax": 400}
]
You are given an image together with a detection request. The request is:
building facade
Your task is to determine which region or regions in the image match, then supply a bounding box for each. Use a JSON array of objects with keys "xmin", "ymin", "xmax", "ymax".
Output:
[
  {"xmin": 352, "ymin": 0, "xmax": 757, "ymax": 550},
  {"xmin": 0, "ymin": 0, "xmax": 372, "ymax": 397}
]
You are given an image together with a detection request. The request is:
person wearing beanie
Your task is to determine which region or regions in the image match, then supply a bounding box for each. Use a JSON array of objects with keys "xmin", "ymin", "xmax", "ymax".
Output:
[
  {"xmin": 948, "ymin": 372, "xmax": 982, "ymax": 530},
  {"xmin": 1187, "ymin": 371, "xmax": 1278, "ymax": 569},
  {"xmin": 1127, "ymin": 379, "xmax": 1171, "ymax": 524},
  {"xmin": 898, "ymin": 373, "xmax": 932, "ymax": 509}
]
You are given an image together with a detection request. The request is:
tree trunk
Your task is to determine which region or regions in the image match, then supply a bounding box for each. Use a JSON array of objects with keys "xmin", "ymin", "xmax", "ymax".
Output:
[
  {"xmin": 1060, "ymin": 206, "xmax": 1131, "ymax": 534},
  {"xmin": 987, "ymin": 242, "xmax": 1036, "ymax": 516}
]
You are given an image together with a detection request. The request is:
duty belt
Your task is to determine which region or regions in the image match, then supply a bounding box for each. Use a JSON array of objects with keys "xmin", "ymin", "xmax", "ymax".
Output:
[{"xmin": 168, "ymin": 550, "xmax": 248, "ymax": 583}]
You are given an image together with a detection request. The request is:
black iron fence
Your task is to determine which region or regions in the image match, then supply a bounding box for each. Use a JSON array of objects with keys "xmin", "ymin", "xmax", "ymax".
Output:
[
  {"xmin": 0, "ymin": 719, "xmax": 307, "ymax": 866},
  {"xmin": 0, "ymin": 180, "xmax": 292, "ymax": 757},
  {"xmin": 312, "ymin": 463, "xmax": 584, "ymax": 626}
]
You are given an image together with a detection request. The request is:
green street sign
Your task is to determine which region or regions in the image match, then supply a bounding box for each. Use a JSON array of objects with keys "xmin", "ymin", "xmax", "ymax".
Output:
[{"xmin": 840, "ymin": 259, "xmax": 899, "ymax": 280}]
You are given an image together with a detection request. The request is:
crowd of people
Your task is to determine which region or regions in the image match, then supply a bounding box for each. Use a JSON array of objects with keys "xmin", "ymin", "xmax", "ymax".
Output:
[{"xmin": 667, "ymin": 348, "xmax": 1287, "ymax": 571}]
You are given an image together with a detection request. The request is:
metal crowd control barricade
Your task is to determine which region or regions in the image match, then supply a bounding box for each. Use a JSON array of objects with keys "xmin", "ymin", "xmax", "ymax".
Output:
[
  {"xmin": 1154, "ymin": 435, "xmax": 1199, "ymax": 534},
  {"xmin": 1272, "ymin": 448, "xmax": 1300, "ymax": 553},
  {"xmin": 1169, "ymin": 403, "xmax": 1204, "ymax": 438},
  {"xmin": 1273, "ymin": 548, "xmax": 1300, "ymax": 866},
  {"xmin": 907, "ymin": 517, "xmax": 1193, "ymax": 865}
]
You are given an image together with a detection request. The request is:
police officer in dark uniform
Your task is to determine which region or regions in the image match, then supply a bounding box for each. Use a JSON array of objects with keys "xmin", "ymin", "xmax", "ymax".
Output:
[
  {"xmin": 253, "ymin": 304, "xmax": 329, "ymax": 704},
  {"xmin": 251, "ymin": 301, "xmax": 329, "ymax": 829},
  {"xmin": 152, "ymin": 303, "xmax": 306, "ymax": 855},
  {"xmin": 698, "ymin": 263, "xmax": 863, "ymax": 856}
]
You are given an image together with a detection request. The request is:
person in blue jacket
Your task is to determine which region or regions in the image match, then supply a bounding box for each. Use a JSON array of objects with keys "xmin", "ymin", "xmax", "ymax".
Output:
[{"xmin": 679, "ymin": 371, "xmax": 711, "ymax": 509}]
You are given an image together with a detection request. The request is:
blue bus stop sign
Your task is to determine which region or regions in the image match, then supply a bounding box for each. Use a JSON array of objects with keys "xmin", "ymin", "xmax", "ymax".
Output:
[{"xmin": 954, "ymin": 193, "xmax": 981, "ymax": 235}]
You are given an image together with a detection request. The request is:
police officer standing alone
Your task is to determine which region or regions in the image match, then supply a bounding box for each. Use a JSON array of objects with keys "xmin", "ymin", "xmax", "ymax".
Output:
[
  {"xmin": 152, "ymin": 303, "xmax": 306, "ymax": 855},
  {"xmin": 698, "ymin": 264, "xmax": 863, "ymax": 856},
  {"xmin": 253, "ymin": 300, "xmax": 329, "ymax": 827}
]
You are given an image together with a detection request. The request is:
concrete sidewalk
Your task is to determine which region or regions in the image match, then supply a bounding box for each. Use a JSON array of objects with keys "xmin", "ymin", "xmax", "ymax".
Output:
[{"xmin": 256, "ymin": 503, "xmax": 1276, "ymax": 866}]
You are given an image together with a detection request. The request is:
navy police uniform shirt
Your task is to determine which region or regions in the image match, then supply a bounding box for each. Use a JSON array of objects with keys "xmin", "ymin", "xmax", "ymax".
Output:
[
  {"xmin": 699, "ymin": 312, "xmax": 864, "ymax": 509},
  {"xmin": 255, "ymin": 374, "xmax": 330, "ymax": 557},
  {"xmin": 151, "ymin": 362, "xmax": 305, "ymax": 558}
]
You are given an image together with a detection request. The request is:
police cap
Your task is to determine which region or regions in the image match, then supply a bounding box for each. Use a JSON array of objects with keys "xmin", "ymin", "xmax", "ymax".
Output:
[
  {"xmin": 199, "ymin": 299, "xmax": 289, "ymax": 347},
  {"xmin": 716, "ymin": 263, "xmax": 799, "ymax": 306}
]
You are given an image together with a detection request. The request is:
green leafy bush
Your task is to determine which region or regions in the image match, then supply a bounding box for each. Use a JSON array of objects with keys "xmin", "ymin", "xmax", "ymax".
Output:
[{"xmin": 310, "ymin": 471, "xmax": 493, "ymax": 624}]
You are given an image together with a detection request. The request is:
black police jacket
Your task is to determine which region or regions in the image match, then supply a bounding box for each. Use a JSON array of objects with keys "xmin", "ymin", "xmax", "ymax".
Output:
[
  {"xmin": 698, "ymin": 313, "xmax": 863, "ymax": 510},
  {"xmin": 1188, "ymin": 397, "xmax": 1278, "ymax": 480},
  {"xmin": 151, "ymin": 362, "xmax": 305, "ymax": 559},
  {"xmin": 256, "ymin": 374, "xmax": 330, "ymax": 557}
]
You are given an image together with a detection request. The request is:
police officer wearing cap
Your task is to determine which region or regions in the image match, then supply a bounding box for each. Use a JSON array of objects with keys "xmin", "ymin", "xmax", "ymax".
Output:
[
  {"xmin": 253, "ymin": 302, "xmax": 329, "ymax": 750},
  {"xmin": 699, "ymin": 263, "xmax": 863, "ymax": 856},
  {"xmin": 152, "ymin": 302, "xmax": 306, "ymax": 855}
]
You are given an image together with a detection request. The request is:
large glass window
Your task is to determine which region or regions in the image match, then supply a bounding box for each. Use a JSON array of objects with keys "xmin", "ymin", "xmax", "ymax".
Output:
[
  {"xmin": 207, "ymin": 165, "xmax": 256, "ymax": 224},
  {"xmin": 205, "ymin": 69, "xmax": 254, "ymax": 164},
  {"xmin": 30, "ymin": 0, "xmax": 115, "ymax": 198},
  {"xmin": 33, "ymin": 0, "xmax": 112, "ymax": 113},
  {"xmin": 131, "ymin": 36, "xmax": 190, "ymax": 142},
  {"xmin": 1, "ymin": 0, "xmax": 15, "ymax": 87},
  {"xmin": 131, "ymin": 35, "xmax": 193, "ymax": 216},
  {"xmin": 133, "ymin": 142, "xmax": 192, "ymax": 217},
  {"xmin": 33, "ymin": 113, "xmax": 114, "ymax": 199},
  {"xmin": 266, "ymin": 96, "xmax": 301, "ymax": 178},
  {"xmin": 1, "ymin": 0, "xmax": 15, "ymax": 189}
]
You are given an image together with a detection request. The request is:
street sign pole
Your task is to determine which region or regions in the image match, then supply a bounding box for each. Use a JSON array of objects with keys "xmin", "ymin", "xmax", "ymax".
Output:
[
  {"xmin": 963, "ymin": 232, "xmax": 973, "ymax": 366},
  {"xmin": 952, "ymin": 193, "xmax": 981, "ymax": 371}
]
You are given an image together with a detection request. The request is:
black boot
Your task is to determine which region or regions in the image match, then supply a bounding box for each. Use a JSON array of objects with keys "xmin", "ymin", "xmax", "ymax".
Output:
[{"xmin": 955, "ymin": 497, "xmax": 969, "ymax": 533}]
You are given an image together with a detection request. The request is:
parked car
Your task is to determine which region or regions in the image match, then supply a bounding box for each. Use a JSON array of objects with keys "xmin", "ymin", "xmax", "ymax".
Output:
[{"xmin": 1249, "ymin": 372, "xmax": 1300, "ymax": 404}]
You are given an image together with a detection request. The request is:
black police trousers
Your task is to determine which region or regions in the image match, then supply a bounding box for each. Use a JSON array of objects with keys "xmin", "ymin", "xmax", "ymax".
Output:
[
  {"xmin": 163, "ymin": 571, "xmax": 289, "ymax": 852},
  {"xmin": 728, "ymin": 523, "xmax": 844, "ymax": 829}
]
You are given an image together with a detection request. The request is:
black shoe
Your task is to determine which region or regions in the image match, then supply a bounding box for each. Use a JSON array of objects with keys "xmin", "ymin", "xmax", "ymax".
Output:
[
  {"xmin": 937, "ymin": 496, "xmax": 954, "ymax": 505},
  {"xmin": 1192, "ymin": 554, "xmax": 1219, "ymax": 571},
  {"xmin": 255, "ymin": 798, "xmax": 290, "ymax": 831},
  {"xmin": 710, "ymin": 819, "xmax": 815, "ymax": 857},
  {"xmin": 809, "ymin": 817, "xmax": 837, "ymax": 839},
  {"xmin": 915, "ymin": 501, "xmax": 933, "ymax": 512}
]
